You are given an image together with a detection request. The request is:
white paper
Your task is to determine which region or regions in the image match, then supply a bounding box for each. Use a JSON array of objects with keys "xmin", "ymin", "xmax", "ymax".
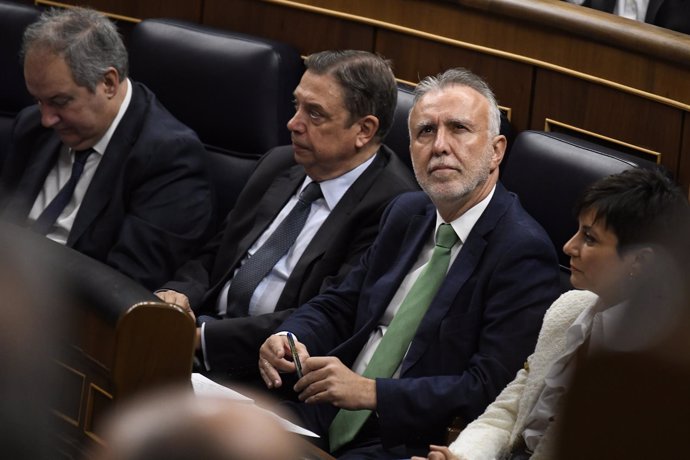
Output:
[
  {"xmin": 191, "ymin": 373, "xmax": 254, "ymax": 403},
  {"xmin": 254, "ymin": 405, "xmax": 320, "ymax": 438},
  {"xmin": 190, "ymin": 373, "xmax": 320, "ymax": 438}
]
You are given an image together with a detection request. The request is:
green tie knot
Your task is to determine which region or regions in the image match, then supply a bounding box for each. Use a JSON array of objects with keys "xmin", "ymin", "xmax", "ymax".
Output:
[{"xmin": 436, "ymin": 223, "xmax": 459, "ymax": 249}]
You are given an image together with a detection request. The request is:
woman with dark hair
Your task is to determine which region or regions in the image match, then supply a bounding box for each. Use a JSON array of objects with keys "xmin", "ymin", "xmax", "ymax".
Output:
[{"xmin": 414, "ymin": 167, "xmax": 690, "ymax": 460}]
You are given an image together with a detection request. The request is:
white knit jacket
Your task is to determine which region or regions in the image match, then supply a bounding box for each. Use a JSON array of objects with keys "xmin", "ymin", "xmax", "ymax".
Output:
[{"xmin": 448, "ymin": 289, "xmax": 598, "ymax": 460}]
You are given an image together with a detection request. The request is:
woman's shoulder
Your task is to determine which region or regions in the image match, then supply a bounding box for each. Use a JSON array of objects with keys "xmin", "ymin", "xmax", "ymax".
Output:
[{"xmin": 541, "ymin": 290, "xmax": 598, "ymax": 331}]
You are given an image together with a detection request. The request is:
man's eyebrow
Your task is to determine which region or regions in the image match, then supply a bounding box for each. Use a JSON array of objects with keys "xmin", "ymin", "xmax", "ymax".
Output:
[
  {"xmin": 293, "ymin": 95, "xmax": 326, "ymax": 112},
  {"xmin": 445, "ymin": 116, "xmax": 477, "ymax": 129},
  {"xmin": 412, "ymin": 120, "xmax": 435, "ymax": 131}
]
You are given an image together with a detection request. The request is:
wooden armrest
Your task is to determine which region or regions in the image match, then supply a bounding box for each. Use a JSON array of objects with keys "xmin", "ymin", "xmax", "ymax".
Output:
[{"xmin": 446, "ymin": 415, "xmax": 465, "ymax": 444}]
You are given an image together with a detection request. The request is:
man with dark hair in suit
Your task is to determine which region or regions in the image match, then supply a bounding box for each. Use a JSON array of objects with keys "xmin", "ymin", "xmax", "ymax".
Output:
[
  {"xmin": 258, "ymin": 67, "xmax": 562, "ymax": 459},
  {"xmin": 156, "ymin": 50, "xmax": 417, "ymax": 375},
  {"xmin": 0, "ymin": 7, "xmax": 213, "ymax": 290}
]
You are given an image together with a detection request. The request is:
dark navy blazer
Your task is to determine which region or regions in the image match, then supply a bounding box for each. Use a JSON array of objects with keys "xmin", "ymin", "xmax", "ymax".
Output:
[{"xmin": 279, "ymin": 184, "xmax": 562, "ymax": 452}]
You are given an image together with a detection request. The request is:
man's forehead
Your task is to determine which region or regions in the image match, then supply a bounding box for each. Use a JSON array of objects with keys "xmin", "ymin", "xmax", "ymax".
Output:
[
  {"xmin": 411, "ymin": 85, "xmax": 489, "ymax": 119},
  {"xmin": 24, "ymin": 52, "xmax": 76, "ymax": 92},
  {"xmin": 294, "ymin": 71, "xmax": 346, "ymax": 111}
]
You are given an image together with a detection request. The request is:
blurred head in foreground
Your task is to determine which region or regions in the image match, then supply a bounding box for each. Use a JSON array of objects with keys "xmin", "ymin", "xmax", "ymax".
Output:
[
  {"xmin": 0, "ymin": 228, "xmax": 61, "ymax": 460},
  {"xmin": 95, "ymin": 388, "xmax": 301, "ymax": 460}
]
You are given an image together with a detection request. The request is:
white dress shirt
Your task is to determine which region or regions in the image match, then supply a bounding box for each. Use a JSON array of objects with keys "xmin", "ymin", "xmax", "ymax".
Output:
[
  {"xmin": 615, "ymin": 0, "xmax": 649, "ymax": 20},
  {"xmin": 566, "ymin": 0, "xmax": 649, "ymax": 21},
  {"xmin": 351, "ymin": 186, "xmax": 496, "ymax": 377},
  {"xmin": 28, "ymin": 79, "xmax": 133, "ymax": 244}
]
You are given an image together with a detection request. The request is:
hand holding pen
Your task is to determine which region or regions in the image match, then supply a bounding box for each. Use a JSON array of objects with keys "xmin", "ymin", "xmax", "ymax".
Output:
[
  {"xmin": 287, "ymin": 332, "xmax": 303, "ymax": 379},
  {"xmin": 258, "ymin": 332, "xmax": 310, "ymax": 389}
]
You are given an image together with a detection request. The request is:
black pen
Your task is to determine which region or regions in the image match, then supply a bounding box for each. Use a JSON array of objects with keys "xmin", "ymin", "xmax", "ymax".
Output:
[{"xmin": 287, "ymin": 332, "xmax": 303, "ymax": 379}]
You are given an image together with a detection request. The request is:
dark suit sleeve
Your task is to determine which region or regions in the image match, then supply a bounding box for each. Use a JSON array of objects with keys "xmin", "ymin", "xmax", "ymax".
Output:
[
  {"xmin": 374, "ymin": 229, "xmax": 561, "ymax": 448},
  {"xmin": 158, "ymin": 149, "xmax": 279, "ymax": 307},
  {"xmin": 104, "ymin": 134, "xmax": 214, "ymax": 290},
  {"xmin": 279, "ymin": 193, "xmax": 561, "ymax": 448},
  {"xmin": 204, "ymin": 241, "xmax": 376, "ymax": 375}
]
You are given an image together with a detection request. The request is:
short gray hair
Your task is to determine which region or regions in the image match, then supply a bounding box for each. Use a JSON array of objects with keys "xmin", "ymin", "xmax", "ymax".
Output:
[
  {"xmin": 412, "ymin": 68, "xmax": 501, "ymax": 137},
  {"xmin": 21, "ymin": 7, "xmax": 128, "ymax": 92}
]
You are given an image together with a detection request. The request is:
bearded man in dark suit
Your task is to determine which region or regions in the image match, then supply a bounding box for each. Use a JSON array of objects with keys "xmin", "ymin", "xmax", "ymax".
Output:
[{"xmin": 259, "ymin": 68, "xmax": 562, "ymax": 459}]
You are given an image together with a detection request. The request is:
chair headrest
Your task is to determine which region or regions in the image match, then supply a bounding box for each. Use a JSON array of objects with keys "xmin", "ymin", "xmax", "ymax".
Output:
[
  {"xmin": 0, "ymin": 1, "xmax": 40, "ymax": 113},
  {"xmin": 502, "ymin": 130, "xmax": 648, "ymax": 268},
  {"xmin": 384, "ymin": 83, "xmax": 415, "ymax": 170},
  {"xmin": 129, "ymin": 19, "xmax": 304, "ymax": 156}
]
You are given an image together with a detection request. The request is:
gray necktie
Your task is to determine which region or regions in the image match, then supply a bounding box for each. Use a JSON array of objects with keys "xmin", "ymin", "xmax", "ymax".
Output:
[{"xmin": 225, "ymin": 182, "xmax": 322, "ymax": 317}]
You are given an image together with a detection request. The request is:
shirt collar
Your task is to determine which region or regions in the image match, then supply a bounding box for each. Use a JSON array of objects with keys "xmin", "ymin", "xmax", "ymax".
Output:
[
  {"xmin": 91, "ymin": 78, "xmax": 133, "ymax": 156},
  {"xmin": 301, "ymin": 152, "xmax": 377, "ymax": 211},
  {"xmin": 435, "ymin": 184, "xmax": 496, "ymax": 244}
]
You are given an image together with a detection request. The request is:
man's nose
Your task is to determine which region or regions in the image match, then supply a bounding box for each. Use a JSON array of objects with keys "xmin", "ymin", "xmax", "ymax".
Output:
[
  {"xmin": 432, "ymin": 128, "xmax": 449, "ymax": 154},
  {"xmin": 287, "ymin": 111, "xmax": 304, "ymax": 133},
  {"xmin": 40, "ymin": 105, "xmax": 60, "ymax": 128}
]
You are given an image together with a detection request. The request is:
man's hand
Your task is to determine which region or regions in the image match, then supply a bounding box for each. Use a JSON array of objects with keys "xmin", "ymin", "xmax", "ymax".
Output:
[
  {"xmin": 259, "ymin": 334, "xmax": 310, "ymax": 389},
  {"xmin": 155, "ymin": 290, "xmax": 195, "ymax": 321},
  {"xmin": 411, "ymin": 445, "xmax": 460, "ymax": 460},
  {"xmin": 295, "ymin": 356, "xmax": 376, "ymax": 411}
]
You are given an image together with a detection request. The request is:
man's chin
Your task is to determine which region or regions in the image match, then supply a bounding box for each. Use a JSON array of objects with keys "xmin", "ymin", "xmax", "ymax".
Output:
[{"xmin": 59, "ymin": 135, "xmax": 88, "ymax": 151}]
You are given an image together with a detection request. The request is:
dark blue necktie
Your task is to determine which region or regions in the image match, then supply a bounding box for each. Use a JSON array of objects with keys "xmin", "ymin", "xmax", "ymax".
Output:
[
  {"xmin": 225, "ymin": 181, "xmax": 322, "ymax": 317},
  {"xmin": 32, "ymin": 148, "xmax": 93, "ymax": 235}
]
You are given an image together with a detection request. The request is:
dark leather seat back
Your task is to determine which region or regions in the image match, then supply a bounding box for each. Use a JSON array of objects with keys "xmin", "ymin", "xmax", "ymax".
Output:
[
  {"xmin": 128, "ymin": 19, "xmax": 303, "ymax": 218},
  {"xmin": 128, "ymin": 19, "xmax": 303, "ymax": 157},
  {"xmin": 502, "ymin": 131, "xmax": 654, "ymax": 287},
  {"xmin": 0, "ymin": 1, "xmax": 40, "ymax": 166},
  {"xmin": 385, "ymin": 83, "xmax": 415, "ymax": 170}
]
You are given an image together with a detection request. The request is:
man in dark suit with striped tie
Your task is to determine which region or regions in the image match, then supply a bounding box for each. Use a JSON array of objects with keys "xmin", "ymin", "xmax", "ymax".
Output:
[
  {"xmin": 0, "ymin": 7, "xmax": 213, "ymax": 290},
  {"xmin": 156, "ymin": 50, "xmax": 417, "ymax": 376}
]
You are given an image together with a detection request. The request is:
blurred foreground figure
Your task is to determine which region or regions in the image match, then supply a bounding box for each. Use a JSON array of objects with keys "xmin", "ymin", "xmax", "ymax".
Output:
[
  {"xmin": 95, "ymin": 389, "xmax": 302, "ymax": 460},
  {"xmin": 556, "ymin": 238, "xmax": 690, "ymax": 459},
  {"xmin": 0, "ymin": 229, "xmax": 60, "ymax": 460}
]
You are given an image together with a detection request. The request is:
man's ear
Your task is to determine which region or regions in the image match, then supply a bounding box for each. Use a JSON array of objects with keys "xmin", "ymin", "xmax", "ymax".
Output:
[
  {"xmin": 490, "ymin": 134, "xmax": 507, "ymax": 170},
  {"xmin": 102, "ymin": 67, "xmax": 121, "ymax": 99},
  {"xmin": 354, "ymin": 115, "xmax": 380, "ymax": 149}
]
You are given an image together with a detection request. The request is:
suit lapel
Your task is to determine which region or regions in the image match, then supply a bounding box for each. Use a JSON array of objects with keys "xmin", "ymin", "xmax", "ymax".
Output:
[
  {"xmin": 402, "ymin": 184, "xmax": 514, "ymax": 374},
  {"xmin": 335, "ymin": 206, "xmax": 437, "ymax": 360},
  {"xmin": 67, "ymin": 84, "xmax": 145, "ymax": 246},
  {"xmin": 219, "ymin": 165, "xmax": 305, "ymax": 285},
  {"xmin": 4, "ymin": 137, "xmax": 62, "ymax": 220},
  {"xmin": 589, "ymin": 0, "xmax": 616, "ymax": 12},
  {"xmin": 645, "ymin": 0, "xmax": 664, "ymax": 21},
  {"xmin": 278, "ymin": 149, "xmax": 389, "ymax": 307}
]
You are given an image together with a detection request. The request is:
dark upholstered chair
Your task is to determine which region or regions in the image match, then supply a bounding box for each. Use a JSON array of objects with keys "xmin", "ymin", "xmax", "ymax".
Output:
[
  {"xmin": 385, "ymin": 83, "xmax": 416, "ymax": 170},
  {"xmin": 128, "ymin": 19, "xmax": 304, "ymax": 217},
  {"xmin": 501, "ymin": 130, "xmax": 655, "ymax": 289},
  {"xmin": 129, "ymin": 19, "xmax": 303, "ymax": 157},
  {"xmin": 0, "ymin": 1, "xmax": 40, "ymax": 167}
]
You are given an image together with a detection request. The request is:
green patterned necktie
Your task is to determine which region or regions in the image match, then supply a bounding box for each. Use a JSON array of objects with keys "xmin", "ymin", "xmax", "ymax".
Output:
[{"xmin": 328, "ymin": 223, "xmax": 459, "ymax": 452}]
